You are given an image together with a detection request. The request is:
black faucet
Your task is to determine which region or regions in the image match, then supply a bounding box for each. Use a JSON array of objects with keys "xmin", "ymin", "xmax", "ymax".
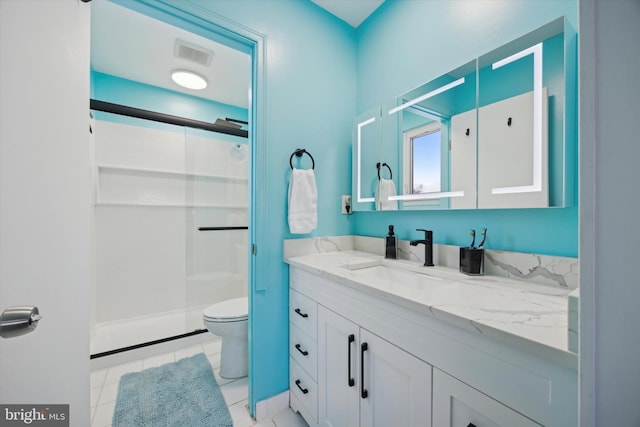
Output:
[{"xmin": 410, "ymin": 229, "xmax": 434, "ymax": 267}]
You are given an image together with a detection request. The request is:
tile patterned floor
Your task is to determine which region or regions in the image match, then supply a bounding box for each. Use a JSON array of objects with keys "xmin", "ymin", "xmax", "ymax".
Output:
[{"xmin": 90, "ymin": 338, "xmax": 307, "ymax": 427}]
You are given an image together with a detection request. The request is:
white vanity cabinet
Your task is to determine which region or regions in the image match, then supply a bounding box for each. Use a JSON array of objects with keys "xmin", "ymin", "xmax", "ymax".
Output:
[
  {"xmin": 288, "ymin": 265, "xmax": 577, "ymax": 427},
  {"xmin": 432, "ymin": 369, "xmax": 542, "ymax": 427},
  {"xmin": 317, "ymin": 306, "xmax": 432, "ymax": 427}
]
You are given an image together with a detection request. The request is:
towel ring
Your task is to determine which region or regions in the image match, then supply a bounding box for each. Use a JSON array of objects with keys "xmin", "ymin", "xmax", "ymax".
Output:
[
  {"xmin": 290, "ymin": 148, "xmax": 315, "ymax": 170},
  {"xmin": 376, "ymin": 162, "xmax": 392, "ymax": 180}
]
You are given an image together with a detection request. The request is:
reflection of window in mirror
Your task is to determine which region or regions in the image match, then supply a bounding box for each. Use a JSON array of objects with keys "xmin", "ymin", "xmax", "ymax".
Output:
[{"xmin": 402, "ymin": 122, "xmax": 442, "ymax": 206}]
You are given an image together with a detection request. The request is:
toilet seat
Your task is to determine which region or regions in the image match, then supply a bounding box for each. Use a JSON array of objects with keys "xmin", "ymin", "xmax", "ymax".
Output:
[{"xmin": 203, "ymin": 297, "xmax": 248, "ymax": 323}]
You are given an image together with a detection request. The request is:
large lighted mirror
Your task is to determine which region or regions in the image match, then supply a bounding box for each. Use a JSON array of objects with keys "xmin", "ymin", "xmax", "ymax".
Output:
[{"xmin": 352, "ymin": 16, "xmax": 576, "ymax": 211}]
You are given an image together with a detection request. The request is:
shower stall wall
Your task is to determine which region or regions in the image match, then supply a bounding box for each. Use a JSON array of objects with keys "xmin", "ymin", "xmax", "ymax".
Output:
[{"xmin": 90, "ymin": 107, "xmax": 249, "ymax": 356}]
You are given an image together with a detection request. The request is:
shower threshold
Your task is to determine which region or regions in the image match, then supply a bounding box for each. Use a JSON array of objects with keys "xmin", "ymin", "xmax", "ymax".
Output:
[
  {"xmin": 90, "ymin": 305, "xmax": 211, "ymax": 357},
  {"xmin": 90, "ymin": 329, "xmax": 207, "ymax": 359}
]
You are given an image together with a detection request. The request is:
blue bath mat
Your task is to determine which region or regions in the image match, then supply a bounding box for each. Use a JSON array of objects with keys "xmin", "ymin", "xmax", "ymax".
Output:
[{"xmin": 112, "ymin": 353, "xmax": 232, "ymax": 427}]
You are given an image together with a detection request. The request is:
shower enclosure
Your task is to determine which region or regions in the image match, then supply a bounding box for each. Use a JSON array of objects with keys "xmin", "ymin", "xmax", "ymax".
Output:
[{"xmin": 89, "ymin": 102, "xmax": 249, "ymax": 357}]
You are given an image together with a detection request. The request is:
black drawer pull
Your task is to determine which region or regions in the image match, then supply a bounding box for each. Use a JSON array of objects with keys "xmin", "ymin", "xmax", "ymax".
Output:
[
  {"xmin": 295, "ymin": 379, "xmax": 309, "ymax": 394},
  {"xmin": 294, "ymin": 308, "xmax": 308, "ymax": 318},
  {"xmin": 361, "ymin": 342, "xmax": 368, "ymax": 399},
  {"xmin": 348, "ymin": 334, "xmax": 355, "ymax": 387},
  {"xmin": 295, "ymin": 343, "xmax": 309, "ymax": 356}
]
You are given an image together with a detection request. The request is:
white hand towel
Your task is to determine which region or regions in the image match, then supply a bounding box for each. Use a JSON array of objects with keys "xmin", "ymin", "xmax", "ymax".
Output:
[
  {"xmin": 375, "ymin": 178, "xmax": 398, "ymax": 211},
  {"xmin": 288, "ymin": 168, "xmax": 318, "ymax": 234}
]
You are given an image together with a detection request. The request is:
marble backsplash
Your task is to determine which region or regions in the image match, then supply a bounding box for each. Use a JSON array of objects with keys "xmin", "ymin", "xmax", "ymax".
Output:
[{"xmin": 283, "ymin": 235, "xmax": 579, "ymax": 290}]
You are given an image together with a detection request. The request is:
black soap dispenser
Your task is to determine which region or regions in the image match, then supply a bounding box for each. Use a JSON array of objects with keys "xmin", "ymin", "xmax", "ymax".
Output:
[{"xmin": 385, "ymin": 225, "xmax": 397, "ymax": 259}]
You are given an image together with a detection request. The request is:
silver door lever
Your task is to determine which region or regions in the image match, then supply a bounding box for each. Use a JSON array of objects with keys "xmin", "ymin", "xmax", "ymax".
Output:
[{"xmin": 0, "ymin": 306, "xmax": 41, "ymax": 338}]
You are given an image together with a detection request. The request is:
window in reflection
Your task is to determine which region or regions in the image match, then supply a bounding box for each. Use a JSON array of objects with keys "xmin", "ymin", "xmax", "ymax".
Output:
[
  {"xmin": 402, "ymin": 121, "xmax": 442, "ymax": 208},
  {"xmin": 410, "ymin": 125, "xmax": 441, "ymax": 194}
]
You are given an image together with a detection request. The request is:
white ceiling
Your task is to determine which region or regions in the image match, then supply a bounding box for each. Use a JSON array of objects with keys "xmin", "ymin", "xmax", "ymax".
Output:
[
  {"xmin": 310, "ymin": 0, "xmax": 386, "ymax": 27},
  {"xmin": 90, "ymin": 0, "xmax": 251, "ymax": 109},
  {"xmin": 91, "ymin": 0, "xmax": 385, "ymax": 109}
]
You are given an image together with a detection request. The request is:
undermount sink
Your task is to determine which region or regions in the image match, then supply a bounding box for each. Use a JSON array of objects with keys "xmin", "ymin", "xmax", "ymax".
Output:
[
  {"xmin": 344, "ymin": 257, "xmax": 468, "ymax": 280},
  {"xmin": 341, "ymin": 259, "xmax": 465, "ymax": 291},
  {"xmin": 354, "ymin": 264, "xmax": 445, "ymax": 286}
]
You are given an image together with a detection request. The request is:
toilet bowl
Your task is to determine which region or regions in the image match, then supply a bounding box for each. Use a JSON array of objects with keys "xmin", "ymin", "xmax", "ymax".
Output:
[{"xmin": 203, "ymin": 297, "xmax": 248, "ymax": 379}]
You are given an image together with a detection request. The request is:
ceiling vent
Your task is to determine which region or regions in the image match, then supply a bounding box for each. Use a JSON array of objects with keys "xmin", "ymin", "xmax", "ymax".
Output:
[{"xmin": 174, "ymin": 39, "xmax": 213, "ymax": 66}]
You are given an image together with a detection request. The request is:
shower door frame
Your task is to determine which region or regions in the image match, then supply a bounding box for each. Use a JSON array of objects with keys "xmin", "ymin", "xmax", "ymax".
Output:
[{"xmin": 89, "ymin": 100, "xmax": 249, "ymax": 358}]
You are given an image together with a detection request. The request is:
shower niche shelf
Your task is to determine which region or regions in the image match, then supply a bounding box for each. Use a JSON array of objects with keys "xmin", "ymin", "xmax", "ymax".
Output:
[
  {"xmin": 97, "ymin": 164, "xmax": 249, "ymax": 182},
  {"xmin": 95, "ymin": 202, "xmax": 249, "ymax": 208},
  {"xmin": 95, "ymin": 164, "xmax": 248, "ymax": 208}
]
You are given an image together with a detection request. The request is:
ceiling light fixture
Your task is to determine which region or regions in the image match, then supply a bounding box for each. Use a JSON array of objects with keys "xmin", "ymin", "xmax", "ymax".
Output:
[{"xmin": 171, "ymin": 70, "xmax": 207, "ymax": 90}]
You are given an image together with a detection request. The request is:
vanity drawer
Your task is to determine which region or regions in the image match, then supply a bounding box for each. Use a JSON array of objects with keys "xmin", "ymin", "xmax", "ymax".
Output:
[
  {"xmin": 290, "ymin": 289, "xmax": 317, "ymax": 340},
  {"xmin": 290, "ymin": 357, "xmax": 317, "ymax": 424},
  {"xmin": 290, "ymin": 324, "xmax": 317, "ymax": 380},
  {"xmin": 432, "ymin": 369, "xmax": 542, "ymax": 427}
]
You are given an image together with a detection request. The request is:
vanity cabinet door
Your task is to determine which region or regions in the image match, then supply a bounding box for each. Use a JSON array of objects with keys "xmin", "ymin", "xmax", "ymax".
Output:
[
  {"xmin": 317, "ymin": 307, "xmax": 432, "ymax": 427},
  {"xmin": 359, "ymin": 329, "xmax": 431, "ymax": 427},
  {"xmin": 317, "ymin": 306, "xmax": 360, "ymax": 427},
  {"xmin": 432, "ymin": 369, "xmax": 542, "ymax": 427}
]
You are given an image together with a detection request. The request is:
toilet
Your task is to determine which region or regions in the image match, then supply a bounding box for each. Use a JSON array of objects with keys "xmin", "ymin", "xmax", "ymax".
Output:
[{"xmin": 203, "ymin": 296, "xmax": 248, "ymax": 379}]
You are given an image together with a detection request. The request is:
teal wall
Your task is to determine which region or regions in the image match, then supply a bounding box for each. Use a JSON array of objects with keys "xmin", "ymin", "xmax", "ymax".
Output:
[{"xmin": 355, "ymin": 0, "xmax": 578, "ymax": 257}]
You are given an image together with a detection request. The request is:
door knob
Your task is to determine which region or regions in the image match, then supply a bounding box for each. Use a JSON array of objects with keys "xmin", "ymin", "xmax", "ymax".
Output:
[{"xmin": 0, "ymin": 306, "xmax": 41, "ymax": 338}]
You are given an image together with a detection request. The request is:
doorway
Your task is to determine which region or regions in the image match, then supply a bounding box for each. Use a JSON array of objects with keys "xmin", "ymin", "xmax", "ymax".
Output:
[{"xmin": 90, "ymin": 0, "xmax": 252, "ymax": 356}]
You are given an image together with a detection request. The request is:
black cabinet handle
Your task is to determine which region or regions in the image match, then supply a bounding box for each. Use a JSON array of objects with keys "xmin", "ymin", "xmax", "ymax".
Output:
[
  {"xmin": 360, "ymin": 342, "xmax": 368, "ymax": 399},
  {"xmin": 348, "ymin": 334, "xmax": 355, "ymax": 387},
  {"xmin": 294, "ymin": 308, "xmax": 308, "ymax": 318},
  {"xmin": 295, "ymin": 343, "xmax": 309, "ymax": 356},
  {"xmin": 295, "ymin": 379, "xmax": 309, "ymax": 394}
]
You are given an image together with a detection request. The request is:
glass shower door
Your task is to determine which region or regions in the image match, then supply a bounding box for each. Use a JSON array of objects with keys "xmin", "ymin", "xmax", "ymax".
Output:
[
  {"xmin": 91, "ymin": 113, "xmax": 191, "ymax": 355},
  {"xmin": 184, "ymin": 127, "xmax": 249, "ymax": 333}
]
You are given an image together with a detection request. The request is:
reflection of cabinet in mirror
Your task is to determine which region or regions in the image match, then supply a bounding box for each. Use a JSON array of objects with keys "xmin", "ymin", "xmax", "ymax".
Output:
[
  {"xmin": 476, "ymin": 17, "xmax": 570, "ymax": 209},
  {"xmin": 477, "ymin": 88, "xmax": 548, "ymax": 208},
  {"xmin": 449, "ymin": 109, "xmax": 477, "ymax": 209},
  {"xmin": 352, "ymin": 16, "xmax": 576, "ymax": 211}
]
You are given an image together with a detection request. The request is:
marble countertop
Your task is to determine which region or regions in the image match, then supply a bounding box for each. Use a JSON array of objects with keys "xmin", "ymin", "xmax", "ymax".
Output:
[{"xmin": 286, "ymin": 250, "xmax": 578, "ymax": 369}]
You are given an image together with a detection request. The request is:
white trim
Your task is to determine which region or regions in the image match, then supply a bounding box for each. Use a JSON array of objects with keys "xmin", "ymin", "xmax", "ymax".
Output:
[
  {"xmin": 578, "ymin": 1, "xmax": 596, "ymax": 425},
  {"xmin": 254, "ymin": 390, "xmax": 290, "ymax": 421}
]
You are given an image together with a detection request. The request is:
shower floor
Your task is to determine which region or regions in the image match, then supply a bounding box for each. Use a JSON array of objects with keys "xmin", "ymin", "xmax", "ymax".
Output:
[{"xmin": 90, "ymin": 306, "xmax": 208, "ymax": 356}]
